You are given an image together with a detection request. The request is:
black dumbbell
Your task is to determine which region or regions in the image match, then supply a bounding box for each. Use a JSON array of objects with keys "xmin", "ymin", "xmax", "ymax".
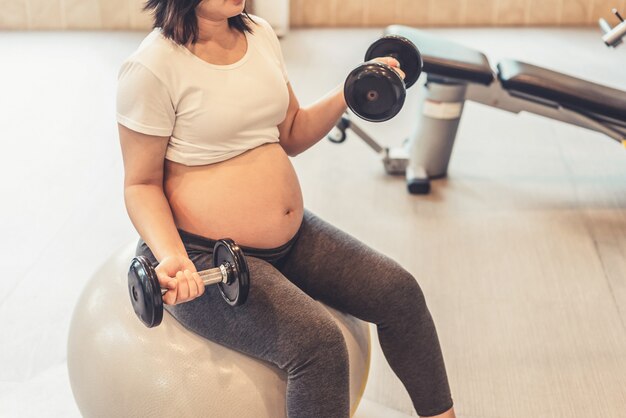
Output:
[
  {"xmin": 127, "ymin": 238, "xmax": 250, "ymax": 328},
  {"xmin": 344, "ymin": 35, "xmax": 422, "ymax": 122}
]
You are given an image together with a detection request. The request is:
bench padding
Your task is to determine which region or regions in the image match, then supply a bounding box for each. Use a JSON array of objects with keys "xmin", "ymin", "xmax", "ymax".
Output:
[
  {"xmin": 385, "ymin": 25, "xmax": 494, "ymax": 85},
  {"xmin": 498, "ymin": 59, "xmax": 626, "ymax": 123}
]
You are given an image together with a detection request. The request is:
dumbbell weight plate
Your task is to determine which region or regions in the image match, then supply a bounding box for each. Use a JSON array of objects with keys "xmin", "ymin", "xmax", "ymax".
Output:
[
  {"xmin": 214, "ymin": 239, "xmax": 250, "ymax": 306},
  {"xmin": 364, "ymin": 35, "xmax": 422, "ymax": 89},
  {"xmin": 344, "ymin": 62, "xmax": 406, "ymax": 122},
  {"xmin": 128, "ymin": 255, "xmax": 163, "ymax": 328}
]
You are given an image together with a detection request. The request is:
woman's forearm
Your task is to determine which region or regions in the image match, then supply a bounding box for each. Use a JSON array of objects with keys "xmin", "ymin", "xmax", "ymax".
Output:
[
  {"xmin": 124, "ymin": 184, "xmax": 187, "ymax": 262},
  {"xmin": 286, "ymin": 84, "xmax": 347, "ymax": 156}
]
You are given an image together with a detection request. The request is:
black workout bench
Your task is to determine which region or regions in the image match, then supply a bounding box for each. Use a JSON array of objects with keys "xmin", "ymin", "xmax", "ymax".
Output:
[
  {"xmin": 389, "ymin": 26, "xmax": 626, "ymax": 193},
  {"xmin": 333, "ymin": 26, "xmax": 626, "ymax": 194}
]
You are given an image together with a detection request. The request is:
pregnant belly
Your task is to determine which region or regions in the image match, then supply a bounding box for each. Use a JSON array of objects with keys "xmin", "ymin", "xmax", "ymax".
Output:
[{"xmin": 164, "ymin": 143, "xmax": 304, "ymax": 249}]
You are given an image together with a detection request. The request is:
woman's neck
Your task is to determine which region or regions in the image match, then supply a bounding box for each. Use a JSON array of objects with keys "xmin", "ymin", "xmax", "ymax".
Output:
[{"xmin": 195, "ymin": 16, "xmax": 234, "ymax": 45}]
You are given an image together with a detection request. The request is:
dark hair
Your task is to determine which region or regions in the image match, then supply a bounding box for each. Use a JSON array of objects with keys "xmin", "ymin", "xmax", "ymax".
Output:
[{"xmin": 144, "ymin": 0, "xmax": 255, "ymax": 45}]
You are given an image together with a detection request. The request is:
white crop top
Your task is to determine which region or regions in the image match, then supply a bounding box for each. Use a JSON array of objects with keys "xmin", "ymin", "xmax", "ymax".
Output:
[{"xmin": 116, "ymin": 16, "xmax": 289, "ymax": 166}]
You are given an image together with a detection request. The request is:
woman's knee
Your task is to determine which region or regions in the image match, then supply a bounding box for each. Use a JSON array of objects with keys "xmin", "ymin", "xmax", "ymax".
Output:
[
  {"xmin": 313, "ymin": 316, "xmax": 349, "ymax": 359},
  {"xmin": 375, "ymin": 265, "xmax": 428, "ymax": 316},
  {"xmin": 281, "ymin": 313, "xmax": 349, "ymax": 374}
]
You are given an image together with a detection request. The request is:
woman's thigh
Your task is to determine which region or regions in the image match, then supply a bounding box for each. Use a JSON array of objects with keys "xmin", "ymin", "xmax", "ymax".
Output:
[
  {"xmin": 279, "ymin": 210, "xmax": 427, "ymax": 324},
  {"xmin": 136, "ymin": 241, "xmax": 347, "ymax": 371}
]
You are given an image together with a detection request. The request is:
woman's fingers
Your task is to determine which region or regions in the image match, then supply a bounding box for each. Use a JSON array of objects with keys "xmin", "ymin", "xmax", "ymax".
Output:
[
  {"xmin": 158, "ymin": 271, "xmax": 178, "ymax": 305},
  {"xmin": 193, "ymin": 272, "xmax": 205, "ymax": 297},
  {"xmin": 171, "ymin": 270, "xmax": 206, "ymax": 304},
  {"xmin": 156, "ymin": 265, "xmax": 204, "ymax": 305},
  {"xmin": 184, "ymin": 270, "xmax": 200, "ymax": 299},
  {"xmin": 372, "ymin": 57, "xmax": 406, "ymax": 80},
  {"xmin": 385, "ymin": 57, "xmax": 406, "ymax": 80},
  {"xmin": 175, "ymin": 270, "xmax": 190, "ymax": 301},
  {"xmin": 162, "ymin": 286, "xmax": 177, "ymax": 305},
  {"xmin": 386, "ymin": 57, "xmax": 400, "ymax": 68}
]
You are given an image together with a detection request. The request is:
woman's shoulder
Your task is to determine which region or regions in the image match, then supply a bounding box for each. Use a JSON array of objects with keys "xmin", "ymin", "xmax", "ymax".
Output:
[
  {"xmin": 248, "ymin": 14, "xmax": 270, "ymax": 29},
  {"xmin": 121, "ymin": 29, "xmax": 183, "ymax": 76},
  {"xmin": 247, "ymin": 15, "xmax": 278, "ymax": 39}
]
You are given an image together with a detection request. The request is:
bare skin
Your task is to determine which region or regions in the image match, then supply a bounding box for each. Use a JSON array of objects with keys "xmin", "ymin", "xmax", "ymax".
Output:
[{"xmin": 120, "ymin": 1, "xmax": 455, "ymax": 416}]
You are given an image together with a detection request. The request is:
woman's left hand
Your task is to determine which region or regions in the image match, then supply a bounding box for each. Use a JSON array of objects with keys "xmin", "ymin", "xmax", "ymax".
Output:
[{"xmin": 370, "ymin": 57, "xmax": 406, "ymax": 81}]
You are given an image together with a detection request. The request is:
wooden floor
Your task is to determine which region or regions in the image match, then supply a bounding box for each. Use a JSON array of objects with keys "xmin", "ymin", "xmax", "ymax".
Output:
[{"xmin": 0, "ymin": 26, "xmax": 625, "ymax": 417}]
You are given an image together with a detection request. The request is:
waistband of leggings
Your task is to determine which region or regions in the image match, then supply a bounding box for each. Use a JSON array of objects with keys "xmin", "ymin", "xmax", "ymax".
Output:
[{"xmin": 178, "ymin": 227, "xmax": 301, "ymax": 263}]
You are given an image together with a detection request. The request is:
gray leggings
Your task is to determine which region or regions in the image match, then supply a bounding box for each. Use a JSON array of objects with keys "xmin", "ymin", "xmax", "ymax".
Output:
[{"xmin": 136, "ymin": 210, "xmax": 453, "ymax": 417}]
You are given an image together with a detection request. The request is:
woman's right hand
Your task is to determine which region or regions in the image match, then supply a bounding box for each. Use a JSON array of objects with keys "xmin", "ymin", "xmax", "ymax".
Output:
[
  {"xmin": 371, "ymin": 57, "xmax": 406, "ymax": 81},
  {"xmin": 155, "ymin": 255, "xmax": 205, "ymax": 305}
]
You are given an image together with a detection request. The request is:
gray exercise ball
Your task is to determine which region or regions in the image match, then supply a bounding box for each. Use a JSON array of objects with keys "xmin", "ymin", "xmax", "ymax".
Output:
[{"xmin": 67, "ymin": 242, "xmax": 371, "ymax": 418}]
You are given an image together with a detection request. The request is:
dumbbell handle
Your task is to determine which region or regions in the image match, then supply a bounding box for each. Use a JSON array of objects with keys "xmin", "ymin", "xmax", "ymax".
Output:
[{"xmin": 159, "ymin": 264, "xmax": 230, "ymax": 296}]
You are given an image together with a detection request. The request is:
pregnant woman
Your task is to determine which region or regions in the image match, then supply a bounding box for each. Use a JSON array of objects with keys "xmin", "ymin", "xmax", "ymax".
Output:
[{"xmin": 117, "ymin": 1, "xmax": 455, "ymax": 417}]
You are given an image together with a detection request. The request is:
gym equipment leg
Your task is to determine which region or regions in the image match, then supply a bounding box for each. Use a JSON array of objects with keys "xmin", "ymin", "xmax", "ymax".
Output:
[{"xmin": 406, "ymin": 79, "xmax": 468, "ymax": 194}]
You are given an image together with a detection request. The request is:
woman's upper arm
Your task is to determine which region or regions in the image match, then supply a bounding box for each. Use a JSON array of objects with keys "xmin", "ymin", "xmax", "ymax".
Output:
[
  {"xmin": 277, "ymin": 82, "xmax": 300, "ymax": 145},
  {"xmin": 118, "ymin": 123, "xmax": 170, "ymax": 187},
  {"xmin": 116, "ymin": 60, "xmax": 175, "ymax": 187}
]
